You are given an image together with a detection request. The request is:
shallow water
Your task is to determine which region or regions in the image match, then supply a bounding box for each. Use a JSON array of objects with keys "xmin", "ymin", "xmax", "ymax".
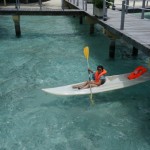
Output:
[
  {"xmin": 0, "ymin": 15, "xmax": 150, "ymax": 150},
  {"xmin": 134, "ymin": 12, "xmax": 150, "ymax": 19},
  {"xmin": 144, "ymin": 12, "xmax": 150, "ymax": 19}
]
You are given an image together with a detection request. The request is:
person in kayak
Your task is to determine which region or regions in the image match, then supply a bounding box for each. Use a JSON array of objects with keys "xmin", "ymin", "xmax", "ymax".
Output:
[{"xmin": 72, "ymin": 65, "xmax": 107, "ymax": 89}]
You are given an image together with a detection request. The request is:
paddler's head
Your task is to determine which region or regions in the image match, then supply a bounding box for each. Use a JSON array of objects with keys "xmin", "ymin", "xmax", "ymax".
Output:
[{"xmin": 97, "ymin": 65, "xmax": 103, "ymax": 72}]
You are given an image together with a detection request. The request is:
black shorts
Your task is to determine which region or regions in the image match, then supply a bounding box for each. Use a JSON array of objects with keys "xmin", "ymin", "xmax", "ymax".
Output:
[{"xmin": 101, "ymin": 79, "xmax": 106, "ymax": 85}]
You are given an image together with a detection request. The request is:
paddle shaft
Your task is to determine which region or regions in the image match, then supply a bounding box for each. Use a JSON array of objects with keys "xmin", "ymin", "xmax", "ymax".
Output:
[
  {"xmin": 86, "ymin": 59, "xmax": 93, "ymax": 99},
  {"xmin": 83, "ymin": 46, "xmax": 94, "ymax": 103}
]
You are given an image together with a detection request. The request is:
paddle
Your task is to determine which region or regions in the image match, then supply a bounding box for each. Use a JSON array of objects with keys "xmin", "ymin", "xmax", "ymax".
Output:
[{"xmin": 83, "ymin": 46, "xmax": 94, "ymax": 104}]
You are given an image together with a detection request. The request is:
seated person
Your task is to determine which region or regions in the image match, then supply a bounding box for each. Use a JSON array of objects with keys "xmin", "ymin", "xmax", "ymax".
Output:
[{"xmin": 72, "ymin": 65, "xmax": 107, "ymax": 89}]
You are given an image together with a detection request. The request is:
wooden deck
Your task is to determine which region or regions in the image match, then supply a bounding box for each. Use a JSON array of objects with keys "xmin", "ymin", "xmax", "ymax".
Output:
[
  {"xmin": 105, "ymin": 9, "xmax": 150, "ymax": 55},
  {"xmin": 65, "ymin": 0, "xmax": 150, "ymax": 55}
]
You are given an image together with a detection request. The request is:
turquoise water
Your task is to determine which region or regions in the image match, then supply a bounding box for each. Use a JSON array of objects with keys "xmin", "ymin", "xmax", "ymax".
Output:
[
  {"xmin": 134, "ymin": 12, "xmax": 150, "ymax": 19},
  {"xmin": 144, "ymin": 12, "xmax": 150, "ymax": 19},
  {"xmin": 0, "ymin": 15, "xmax": 150, "ymax": 150}
]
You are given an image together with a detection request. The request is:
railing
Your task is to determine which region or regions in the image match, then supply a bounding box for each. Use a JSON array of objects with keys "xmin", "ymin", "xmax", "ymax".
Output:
[
  {"xmin": 127, "ymin": 0, "xmax": 149, "ymax": 9},
  {"xmin": 67, "ymin": 0, "xmax": 150, "ymax": 30},
  {"xmin": 120, "ymin": 0, "xmax": 150, "ymax": 30},
  {"xmin": 6, "ymin": 0, "xmax": 43, "ymax": 10},
  {"xmin": 8, "ymin": 0, "xmax": 65, "ymax": 11},
  {"xmin": 15, "ymin": 0, "xmax": 20, "ymax": 10},
  {"xmin": 67, "ymin": 0, "xmax": 115, "ymax": 21}
]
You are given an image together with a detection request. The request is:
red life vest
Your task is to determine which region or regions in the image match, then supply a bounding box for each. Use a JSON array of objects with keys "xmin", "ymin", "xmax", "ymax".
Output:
[
  {"xmin": 94, "ymin": 69, "xmax": 107, "ymax": 83},
  {"xmin": 128, "ymin": 66, "xmax": 147, "ymax": 80}
]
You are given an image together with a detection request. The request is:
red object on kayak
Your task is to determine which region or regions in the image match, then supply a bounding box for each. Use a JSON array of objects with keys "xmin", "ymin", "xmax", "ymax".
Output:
[{"xmin": 128, "ymin": 66, "xmax": 148, "ymax": 80}]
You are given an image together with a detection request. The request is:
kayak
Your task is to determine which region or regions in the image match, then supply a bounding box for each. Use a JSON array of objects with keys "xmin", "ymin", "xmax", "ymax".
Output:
[{"xmin": 42, "ymin": 72, "xmax": 150, "ymax": 96}]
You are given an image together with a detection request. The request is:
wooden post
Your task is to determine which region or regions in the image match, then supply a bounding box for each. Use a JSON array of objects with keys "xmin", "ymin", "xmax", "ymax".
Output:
[
  {"xmin": 112, "ymin": 2, "xmax": 116, "ymax": 10},
  {"xmin": 125, "ymin": 0, "xmax": 129, "ymax": 13},
  {"xmin": 15, "ymin": 0, "xmax": 20, "ymax": 10},
  {"xmin": 103, "ymin": 0, "xmax": 106, "ymax": 21},
  {"xmin": 12, "ymin": 15, "xmax": 21, "ymax": 37},
  {"xmin": 79, "ymin": 16, "xmax": 83, "ymax": 24},
  {"xmin": 103, "ymin": 7, "xmax": 107, "ymax": 21},
  {"xmin": 73, "ymin": 0, "xmax": 75, "ymax": 4},
  {"xmin": 76, "ymin": 0, "xmax": 79, "ymax": 6},
  {"xmin": 146, "ymin": 0, "xmax": 148, "ymax": 7},
  {"xmin": 4, "ymin": 0, "xmax": 6, "ymax": 6},
  {"xmin": 61, "ymin": 0, "xmax": 64, "ymax": 10},
  {"xmin": 133, "ymin": 0, "xmax": 135, "ymax": 8},
  {"xmin": 85, "ymin": 16, "xmax": 97, "ymax": 34},
  {"xmin": 141, "ymin": 0, "xmax": 146, "ymax": 19},
  {"xmin": 85, "ymin": 0, "xmax": 87, "ymax": 11},
  {"xmin": 39, "ymin": 0, "xmax": 42, "ymax": 10},
  {"xmin": 132, "ymin": 47, "xmax": 138, "ymax": 57},
  {"xmin": 82, "ymin": 0, "xmax": 84, "ymax": 10},
  {"xmin": 109, "ymin": 40, "xmax": 116, "ymax": 59},
  {"xmin": 90, "ymin": 24, "xmax": 94, "ymax": 35},
  {"xmin": 120, "ymin": 0, "xmax": 125, "ymax": 30}
]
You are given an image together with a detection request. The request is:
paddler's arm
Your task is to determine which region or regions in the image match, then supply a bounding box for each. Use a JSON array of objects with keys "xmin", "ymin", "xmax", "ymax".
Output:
[{"xmin": 88, "ymin": 68, "xmax": 94, "ymax": 74}]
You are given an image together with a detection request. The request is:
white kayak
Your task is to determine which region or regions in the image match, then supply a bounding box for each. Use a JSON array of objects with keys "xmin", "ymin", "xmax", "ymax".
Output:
[{"xmin": 42, "ymin": 72, "xmax": 150, "ymax": 96}]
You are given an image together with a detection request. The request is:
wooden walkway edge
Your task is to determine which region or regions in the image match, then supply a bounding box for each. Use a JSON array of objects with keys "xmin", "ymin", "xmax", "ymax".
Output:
[
  {"xmin": 0, "ymin": 8, "xmax": 84, "ymax": 16},
  {"xmin": 101, "ymin": 9, "xmax": 150, "ymax": 55}
]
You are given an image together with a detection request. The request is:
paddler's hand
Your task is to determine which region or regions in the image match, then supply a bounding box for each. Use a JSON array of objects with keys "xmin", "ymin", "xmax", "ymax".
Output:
[{"xmin": 88, "ymin": 68, "xmax": 93, "ymax": 74}]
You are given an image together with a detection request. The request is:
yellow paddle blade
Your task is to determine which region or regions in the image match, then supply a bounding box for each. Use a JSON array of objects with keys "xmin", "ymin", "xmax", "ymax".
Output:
[{"xmin": 83, "ymin": 46, "xmax": 89, "ymax": 60}]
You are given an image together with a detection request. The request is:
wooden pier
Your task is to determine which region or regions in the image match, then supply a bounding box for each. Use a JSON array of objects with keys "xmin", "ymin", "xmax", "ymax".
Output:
[
  {"xmin": 65, "ymin": 0, "xmax": 150, "ymax": 56},
  {"xmin": 0, "ymin": 0, "xmax": 150, "ymax": 56}
]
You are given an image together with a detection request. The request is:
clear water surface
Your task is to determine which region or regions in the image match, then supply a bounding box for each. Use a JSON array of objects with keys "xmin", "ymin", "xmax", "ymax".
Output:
[
  {"xmin": 0, "ymin": 15, "xmax": 150, "ymax": 150},
  {"xmin": 134, "ymin": 12, "xmax": 150, "ymax": 19}
]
